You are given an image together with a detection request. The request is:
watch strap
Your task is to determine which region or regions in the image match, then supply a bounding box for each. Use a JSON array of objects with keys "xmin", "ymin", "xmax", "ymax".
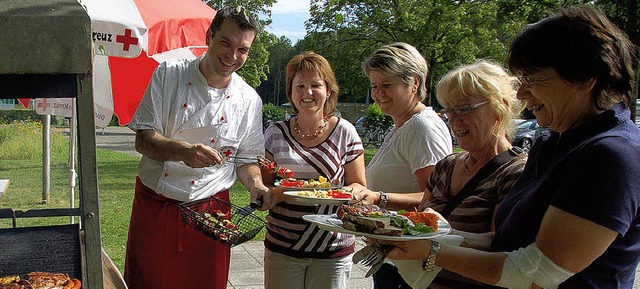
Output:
[
  {"xmin": 422, "ymin": 240, "xmax": 440, "ymax": 272},
  {"xmin": 377, "ymin": 191, "xmax": 388, "ymax": 208}
]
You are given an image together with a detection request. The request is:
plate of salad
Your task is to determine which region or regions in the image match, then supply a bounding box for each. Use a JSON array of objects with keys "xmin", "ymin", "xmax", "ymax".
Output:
[
  {"xmin": 275, "ymin": 176, "xmax": 341, "ymax": 190},
  {"xmin": 284, "ymin": 189, "xmax": 353, "ymax": 205}
]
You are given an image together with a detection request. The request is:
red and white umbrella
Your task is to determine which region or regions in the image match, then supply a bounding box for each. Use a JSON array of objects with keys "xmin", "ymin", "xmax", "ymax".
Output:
[{"xmin": 82, "ymin": 0, "xmax": 215, "ymax": 125}]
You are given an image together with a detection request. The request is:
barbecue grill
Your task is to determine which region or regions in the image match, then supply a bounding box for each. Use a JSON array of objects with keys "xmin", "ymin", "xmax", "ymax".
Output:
[{"xmin": 0, "ymin": 0, "xmax": 103, "ymax": 288}]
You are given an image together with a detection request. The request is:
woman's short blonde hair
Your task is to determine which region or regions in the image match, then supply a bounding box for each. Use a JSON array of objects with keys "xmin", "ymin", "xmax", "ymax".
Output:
[
  {"xmin": 436, "ymin": 60, "xmax": 524, "ymax": 140},
  {"xmin": 362, "ymin": 42, "xmax": 429, "ymax": 103}
]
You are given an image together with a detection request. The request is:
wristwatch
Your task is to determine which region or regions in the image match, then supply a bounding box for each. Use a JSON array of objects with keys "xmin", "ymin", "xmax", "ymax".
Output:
[
  {"xmin": 377, "ymin": 191, "xmax": 388, "ymax": 208},
  {"xmin": 422, "ymin": 240, "xmax": 440, "ymax": 272}
]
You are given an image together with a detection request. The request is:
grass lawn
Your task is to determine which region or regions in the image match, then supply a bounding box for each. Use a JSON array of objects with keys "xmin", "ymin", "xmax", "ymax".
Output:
[
  {"xmin": 0, "ymin": 122, "xmax": 459, "ymax": 271},
  {"xmin": 0, "ymin": 123, "xmax": 381, "ymax": 271}
]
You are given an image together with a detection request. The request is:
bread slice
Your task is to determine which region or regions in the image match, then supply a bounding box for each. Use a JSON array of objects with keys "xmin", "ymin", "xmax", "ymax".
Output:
[{"xmin": 341, "ymin": 215, "xmax": 403, "ymax": 236}]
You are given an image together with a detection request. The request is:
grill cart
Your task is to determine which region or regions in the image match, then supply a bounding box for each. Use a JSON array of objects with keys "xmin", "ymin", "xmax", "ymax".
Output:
[{"xmin": 0, "ymin": 0, "xmax": 103, "ymax": 288}]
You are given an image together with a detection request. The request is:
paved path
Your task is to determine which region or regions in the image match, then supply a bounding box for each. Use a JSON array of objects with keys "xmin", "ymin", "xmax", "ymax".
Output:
[{"xmin": 94, "ymin": 126, "xmax": 639, "ymax": 289}]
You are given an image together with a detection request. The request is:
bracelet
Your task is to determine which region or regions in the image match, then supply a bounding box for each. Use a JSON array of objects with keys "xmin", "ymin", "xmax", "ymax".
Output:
[
  {"xmin": 422, "ymin": 240, "xmax": 440, "ymax": 272},
  {"xmin": 377, "ymin": 191, "xmax": 388, "ymax": 208}
]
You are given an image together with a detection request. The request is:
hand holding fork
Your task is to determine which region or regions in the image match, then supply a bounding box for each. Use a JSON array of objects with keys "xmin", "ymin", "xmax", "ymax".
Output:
[{"xmin": 352, "ymin": 243, "xmax": 396, "ymax": 277}]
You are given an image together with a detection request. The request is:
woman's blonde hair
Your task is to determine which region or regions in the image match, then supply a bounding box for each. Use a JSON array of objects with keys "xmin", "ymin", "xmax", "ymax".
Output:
[
  {"xmin": 436, "ymin": 60, "xmax": 524, "ymax": 140},
  {"xmin": 362, "ymin": 42, "xmax": 429, "ymax": 102}
]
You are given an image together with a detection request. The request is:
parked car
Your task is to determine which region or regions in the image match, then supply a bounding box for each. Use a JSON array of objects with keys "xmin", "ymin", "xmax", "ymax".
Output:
[
  {"xmin": 354, "ymin": 116, "xmax": 367, "ymax": 136},
  {"xmin": 512, "ymin": 119, "xmax": 540, "ymax": 152}
]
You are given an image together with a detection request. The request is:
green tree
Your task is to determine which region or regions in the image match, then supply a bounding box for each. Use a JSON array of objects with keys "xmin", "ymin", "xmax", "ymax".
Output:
[
  {"xmin": 258, "ymin": 36, "xmax": 295, "ymax": 105},
  {"xmin": 306, "ymin": 0, "xmax": 520, "ymax": 107},
  {"xmin": 295, "ymin": 31, "xmax": 372, "ymax": 103},
  {"xmin": 205, "ymin": 0, "xmax": 278, "ymax": 87},
  {"xmin": 497, "ymin": 0, "xmax": 639, "ymax": 120}
]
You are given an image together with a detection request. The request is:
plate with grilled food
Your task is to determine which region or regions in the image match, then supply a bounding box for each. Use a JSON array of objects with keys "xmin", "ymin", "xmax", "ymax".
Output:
[
  {"xmin": 275, "ymin": 176, "xmax": 341, "ymax": 191},
  {"xmin": 284, "ymin": 189, "xmax": 353, "ymax": 205},
  {"xmin": 302, "ymin": 204, "xmax": 451, "ymax": 241}
]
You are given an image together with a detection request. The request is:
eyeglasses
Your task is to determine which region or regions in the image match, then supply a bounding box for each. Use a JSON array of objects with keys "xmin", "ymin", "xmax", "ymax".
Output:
[
  {"xmin": 518, "ymin": 75, "xmax": 537, "ymax": 87},
  {"xmin": 441, "ymin": 101, "xmax": 489, "ymax": 118}
]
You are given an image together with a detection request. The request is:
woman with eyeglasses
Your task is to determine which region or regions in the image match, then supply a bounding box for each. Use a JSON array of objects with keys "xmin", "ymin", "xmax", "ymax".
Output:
[
  {"xmin": 352, "ymin": 42, "xmax": 453, "ymax": 289},
  {"xmin": 418, "ymin": 59, "xmax": 526, "ymax": 289},
  {"xmin": 371, "ymin": 6, "xmax": 640, "ymax": 289},
  {"xmin": 357, "ymin": 59, "xmax": 527, "ymax": 289}
]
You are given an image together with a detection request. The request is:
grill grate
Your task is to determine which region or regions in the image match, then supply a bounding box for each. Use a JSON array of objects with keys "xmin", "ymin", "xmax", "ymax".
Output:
[{"xmin": 0, "ymin": 224, "xmax": 82, "ymax": 279}]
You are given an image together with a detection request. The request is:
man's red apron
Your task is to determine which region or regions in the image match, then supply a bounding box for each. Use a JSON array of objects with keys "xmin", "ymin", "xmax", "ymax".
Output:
[{"xmin": 124, "ymin": 177, "xmax": 231, "ymax": 289}]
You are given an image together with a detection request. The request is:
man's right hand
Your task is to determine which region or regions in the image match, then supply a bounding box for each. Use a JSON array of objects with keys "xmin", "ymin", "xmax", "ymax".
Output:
[
  {"xmin": 135, "ymin": 129, "xmax": 222, "ymax": 167},
  {"xmin": 182, "ymin": 144, "xmax": 223, "ymax": 168}
]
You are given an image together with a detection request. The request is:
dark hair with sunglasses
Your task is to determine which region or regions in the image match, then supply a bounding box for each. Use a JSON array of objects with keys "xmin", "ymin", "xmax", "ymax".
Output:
[
  {"xmin": 507, "ymin": 6, "xmax": 636, "ymax": 111},
  {"xmin": 209, "ymin": 6, "xmax": 260, "ymax": 39}
]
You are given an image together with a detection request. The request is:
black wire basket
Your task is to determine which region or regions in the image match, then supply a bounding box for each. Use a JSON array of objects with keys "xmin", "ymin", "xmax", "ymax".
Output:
[{"xmin": 178, "ymin": 197, "xmax": 266, "ymax": 247}]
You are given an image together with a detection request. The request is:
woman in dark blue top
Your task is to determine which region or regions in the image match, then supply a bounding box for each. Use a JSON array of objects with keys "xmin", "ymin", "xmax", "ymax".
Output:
[{"xmin": 373, "ymin": 6, "xmax": 640, "ymax": 289}]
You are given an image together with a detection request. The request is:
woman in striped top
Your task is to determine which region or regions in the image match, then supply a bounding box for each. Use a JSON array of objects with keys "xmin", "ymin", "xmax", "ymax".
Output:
[
  {"xmin": 260, "ymin": 51, "xmax": 367, "ymax": 289},
  {"xmin": 356, "ymin": 60, "xmax": 526, "ymax": 288},
  {"xmin": 418, "ymin": 60, "xmax": 527, "ymax": 289}
]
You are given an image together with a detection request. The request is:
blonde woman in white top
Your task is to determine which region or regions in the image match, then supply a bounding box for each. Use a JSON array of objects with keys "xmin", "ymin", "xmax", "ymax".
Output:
[{"xmin": 354, "ymin": 42, "xmax": 453, "ymax": 289}]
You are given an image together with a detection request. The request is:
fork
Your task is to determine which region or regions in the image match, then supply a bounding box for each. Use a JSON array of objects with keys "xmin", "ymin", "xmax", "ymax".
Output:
[
  {"xmin": 366, "ymin": 244, "xmax": 395, "ymax": 277},
  {"xmin": 353, "ymin": 243, "xmax": 396, "ymax": 277},
  {"xmin": 361, "ymin": 249, "xmax": 384, "ymax": 266}
]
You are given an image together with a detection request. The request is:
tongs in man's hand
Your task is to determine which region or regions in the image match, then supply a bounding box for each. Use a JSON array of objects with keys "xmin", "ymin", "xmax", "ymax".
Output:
[{"xmin": 224, "ymin": 155, "xmax": 294, "ymax": 179}]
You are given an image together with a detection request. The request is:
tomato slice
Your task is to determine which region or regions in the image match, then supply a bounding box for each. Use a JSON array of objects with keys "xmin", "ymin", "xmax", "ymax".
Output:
[
  {"xmin": 280, "ymin": 179, "xmax": 299, "ymax": 187},
  {"xmin": 328, "ymin": 190, "xmax": 352, "ymax": 199},
  {"xmin": 284, "ymin": 170, "xmax": 295, "ymax": 179}
]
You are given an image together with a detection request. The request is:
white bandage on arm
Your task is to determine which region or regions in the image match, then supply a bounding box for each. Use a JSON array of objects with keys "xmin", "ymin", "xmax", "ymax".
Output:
[{"xmin": 496, "ymin": 243, "xmax": 575, "ymax": 289}]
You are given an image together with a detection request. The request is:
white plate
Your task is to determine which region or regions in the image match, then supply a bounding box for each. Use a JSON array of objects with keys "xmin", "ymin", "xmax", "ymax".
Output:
[
  {"xmin": 283, "ymin": 191, "xmax": 352, "ymax": 205},
  {"xmin": 275, "ymin": 179, "xmax": 341, "ymax": 191},
  {"xmin": 302, "ymin": 214, "xmax": 451, "ymax": 241}
]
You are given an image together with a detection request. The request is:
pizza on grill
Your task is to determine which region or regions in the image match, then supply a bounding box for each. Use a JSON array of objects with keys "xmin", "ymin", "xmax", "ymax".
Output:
[{"xmin": 0, "ymin": 272, "xmax": 81, "ymax": 289}]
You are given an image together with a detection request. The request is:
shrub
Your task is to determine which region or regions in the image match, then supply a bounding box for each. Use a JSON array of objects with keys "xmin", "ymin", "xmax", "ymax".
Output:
[
  {"xmin": 365, "ymin": 103, "xmax": 393, "ymax": 130},
  {"xmin": 262, "ymin": 103, "xmax": 287, "ymax": 128},
  {"xmin": 0, "ymin": 109, "xmax": 41, "ymax": 124}
]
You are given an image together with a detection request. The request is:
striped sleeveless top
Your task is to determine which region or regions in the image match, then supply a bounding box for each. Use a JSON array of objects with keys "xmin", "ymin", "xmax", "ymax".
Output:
[{"xmin": 264, "ymin": 117, "xmax": 364, "ymax": 258}]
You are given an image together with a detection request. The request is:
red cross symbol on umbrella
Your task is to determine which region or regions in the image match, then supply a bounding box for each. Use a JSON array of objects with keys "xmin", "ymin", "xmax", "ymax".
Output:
[{"xmin": 116, "ymin": 29, "xmax": 139, "ymax": 51}]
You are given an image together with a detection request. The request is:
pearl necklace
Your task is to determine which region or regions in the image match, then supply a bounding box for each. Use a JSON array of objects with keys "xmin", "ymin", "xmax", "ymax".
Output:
[{"xmin": 293, "ymin": 116, "xmax": 328, "ymax": 139}]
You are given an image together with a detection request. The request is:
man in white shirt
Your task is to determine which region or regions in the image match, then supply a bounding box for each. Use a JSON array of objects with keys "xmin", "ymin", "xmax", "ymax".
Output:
[{"xmin": 124, "ymin": 6, "xmax": 268, "ymax": 289}]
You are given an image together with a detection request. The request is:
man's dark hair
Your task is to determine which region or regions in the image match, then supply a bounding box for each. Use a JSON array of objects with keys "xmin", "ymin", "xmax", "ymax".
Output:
[{"xmin": 209, "ymin": 6, "xmax": 260, "ymax": 37}]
